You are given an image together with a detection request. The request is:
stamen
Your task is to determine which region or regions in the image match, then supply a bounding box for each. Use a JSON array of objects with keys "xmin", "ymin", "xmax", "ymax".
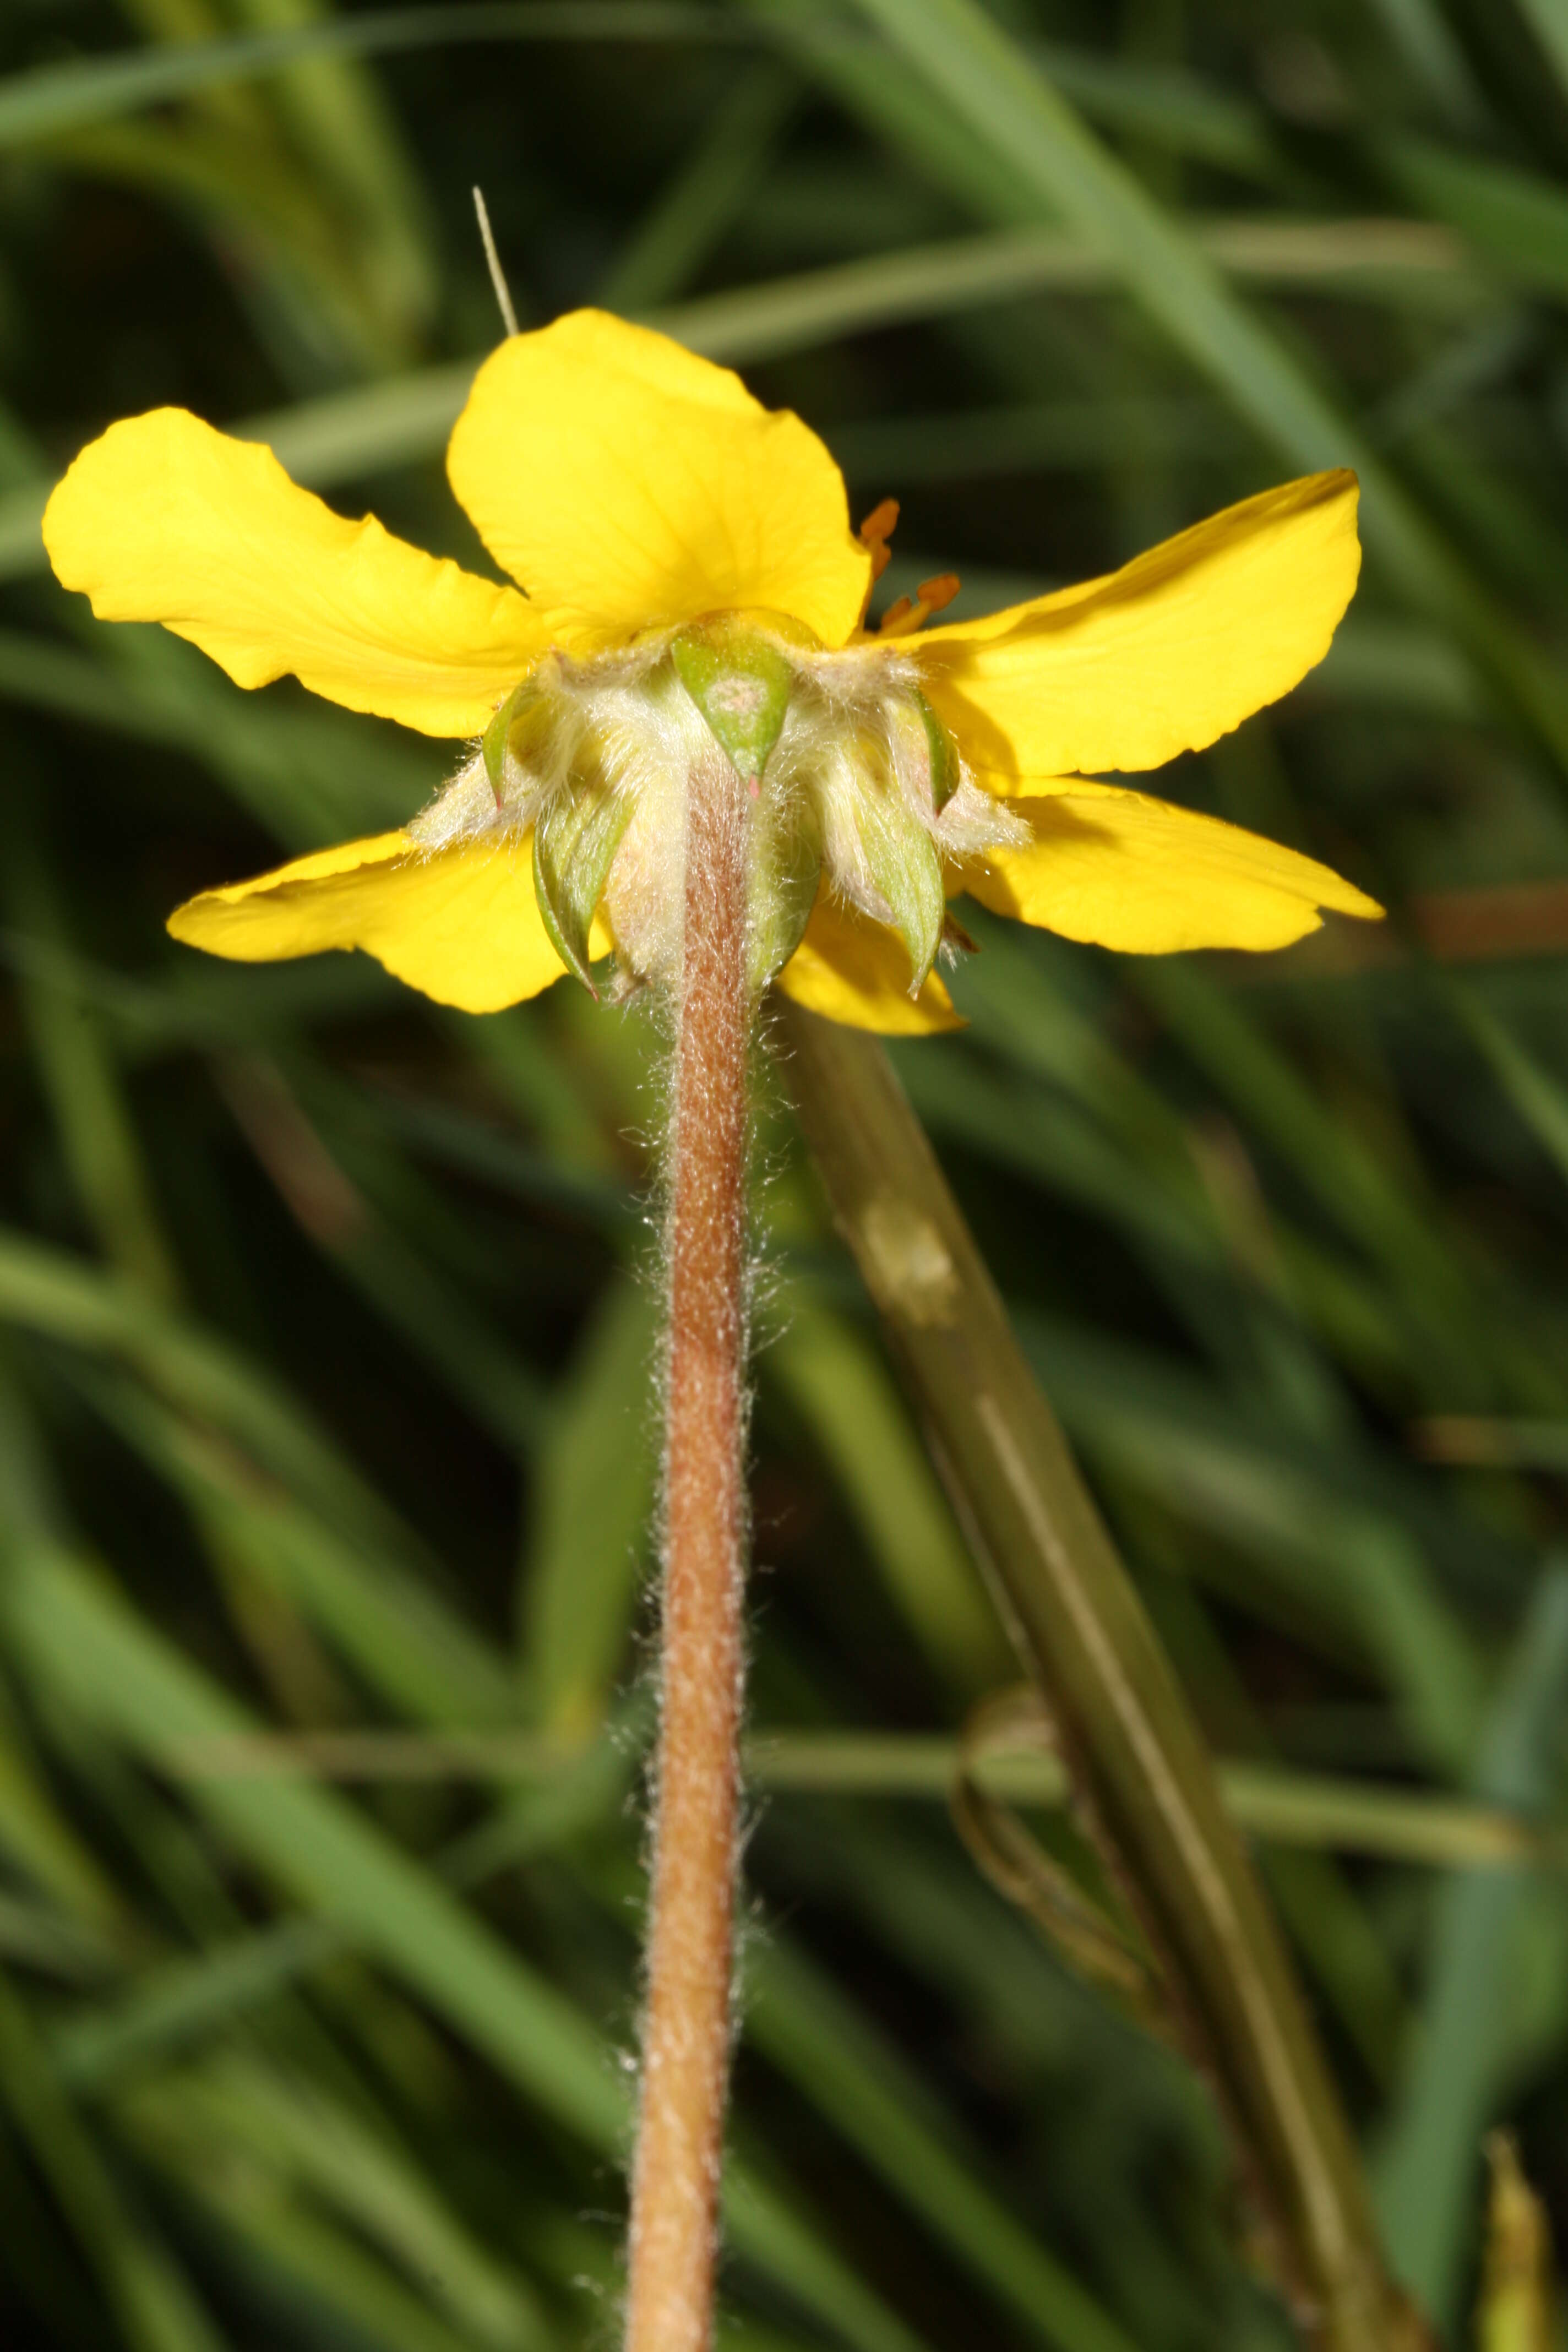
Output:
[
  {"xmin": 917, "ymin": 572, "xmax": 961, "ymax": 617},
  {"xmin": 878, "ymin": 570, "xmax": 962, "ymax": 639},
  {"xmin": 855, "ymin": 500, "xmax": 900, "ymax": 634},
  {"xmin": 858, "ymin": 497, "xmax": 900, "ymax": 571}
]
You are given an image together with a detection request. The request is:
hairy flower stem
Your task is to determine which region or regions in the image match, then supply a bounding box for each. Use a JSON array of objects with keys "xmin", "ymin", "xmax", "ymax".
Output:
[{"xmin": 626, "ymin": 758, "xmax": 751, "ymax": 2352}]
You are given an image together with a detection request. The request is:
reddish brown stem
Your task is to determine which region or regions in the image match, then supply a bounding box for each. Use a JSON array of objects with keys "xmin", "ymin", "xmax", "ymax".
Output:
[{"xmin": 625, "ymin": 758, "xmax": 750, "ymax": 2352}]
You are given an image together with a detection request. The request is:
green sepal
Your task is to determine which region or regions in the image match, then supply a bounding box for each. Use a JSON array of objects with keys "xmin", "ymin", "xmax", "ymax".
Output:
[
  {"xmin": 857, "ymin": 786, "xmax": 946, "ymax": 993},
  {"xmin": 747, "ymin": 792, "xmax": 822, "ymax": 992},
  {"xmin": 671, "ymin": 619, "xmax": 794, "ymax": 783},
  {"xmin": 532, "ymin": 778, "xmax": 635, "ymax": 992},
  {"xmin": 912, "ymin": 688, "xmax": 959, "ymax": 812},
  {"xmin": 482, "ymin": 679, "xmax": 544, "ymax": 796}
]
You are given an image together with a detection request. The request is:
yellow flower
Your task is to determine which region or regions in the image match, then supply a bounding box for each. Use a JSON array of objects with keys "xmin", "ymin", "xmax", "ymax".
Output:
[{"xmin": 42, "ymin": 309, "xmax": 1379, "ymax": 1033}]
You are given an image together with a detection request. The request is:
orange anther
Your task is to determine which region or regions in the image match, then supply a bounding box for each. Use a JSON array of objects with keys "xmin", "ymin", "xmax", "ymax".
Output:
[
  {"xmin": 854, "ymin": 500, "xmax": 902, "ymax": 633},
  {"xmin": 916, "ymin": 573, "xmax": 960, "ymax": 616},
  {"xmin": 878, "ymin": 595, "xmax": 914, "ymax": 634}
]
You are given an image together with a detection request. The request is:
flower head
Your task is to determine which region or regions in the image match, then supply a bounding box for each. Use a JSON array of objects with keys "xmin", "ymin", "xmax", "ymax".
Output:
[{"xmin": 42, "ymin": 309, "xmax": 1379, "ymax": 1032}]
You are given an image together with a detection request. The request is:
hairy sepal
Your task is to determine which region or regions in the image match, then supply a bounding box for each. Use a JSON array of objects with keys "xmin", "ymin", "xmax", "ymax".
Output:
[
  {"xmin": 482, "ymin": 674, "xmax": 553, "ymax": 797},
  {"xmin": 862, "ymin": 787, "xmax": 946, "ymax": 992},
  {"xmin": 747, "ymin": 787, "xmax": 821, "ymax": 992},
  {"xmin": 813, "ymin": 726, "xmax": 946, "ymax": 993},
  {"xmin": 911, "ymin": 688, "xmax": 959, "ymax": 813},
  {"xmin": 533, "ymin": 774, "xmax": 635, "ymax": 989},
  {"xmin": 671, "ymin": 618, "xmax": 796, "ymax": 785}
]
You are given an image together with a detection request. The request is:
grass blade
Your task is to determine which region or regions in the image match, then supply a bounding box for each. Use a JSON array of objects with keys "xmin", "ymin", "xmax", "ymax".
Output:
[
  {"xmin": 778, "ymin": 999, "xmax": 1402, "ymax": 2348},
  {"xmin": 1374, "ymin": 1567, "xmax": 1568, "ymax": 2328},
  {"xmin": 0, "ymin": 1972, "xmax": 227, "ymax": 2352},
  {"xmin": 596, "ymin": 59, "xmax": 799, "ymax": 311},
  {"xmin": 2, "ymin": 1537, "xmax": 937, "ymax": 2352},
  {"xmin": 833, "ymin": 0, "xmax": 1568, "ymax": 771},
  {"xmin": 747, "ymin": 1937, "xmax": 1137, "ymax": 2352},
  {"xmin": 0, "ymin": 209, "xmax": 1498, "ymax": 590},
  {"xmin": 519, "ymin": 1276, "xmax": 659, "ymax": 1733},
  {"xmin": 0, "ymin": 7, "xmax": 743, "ymax": 150},
  {"xmin": 764, "ymin": 1299, "xmax": 1009, "ymax": 1694}
]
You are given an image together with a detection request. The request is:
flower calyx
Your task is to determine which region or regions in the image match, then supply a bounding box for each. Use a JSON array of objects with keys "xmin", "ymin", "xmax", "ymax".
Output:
[{"xmin": 415, "ymin": 614, "xmax": 1019, "ymax": 1013}]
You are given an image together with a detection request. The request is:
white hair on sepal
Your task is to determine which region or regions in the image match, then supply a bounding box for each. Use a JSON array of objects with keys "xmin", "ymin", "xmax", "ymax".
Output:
[
  {"xmin": 602, "ymin": 672, "xmax": 717, "ymax": 989},
  {"xmin": 804, "ymin": 639, "xmax": 922, "ymax": 720},
  {"xmin": 935, "ymin": 770, "xmax": 1032, "ymax": 854},
  {"xmin": 579, "ymin": 666, "xmax": 706, "ymax": 797},
  {"xmin": 798, "ymin": 726, "xmax": 897, "ymax": 929},
  {"xmin": 767, "ymin": 673, "xmax": 1025, "ymax": 930},
  {"xmin": 883, "ymin": 698, "xmax": 928, "ymax": 816},
  {"xmin": 404, "ymin": 750, "xmax": 499, "ymax": 851},
  {"xmin": 405, "ymin": 684, "xmax": 587, "ymax": 851},
  {"xmin": 875, "ymin": 687, "xmax": 1030, "ymax": 854}
]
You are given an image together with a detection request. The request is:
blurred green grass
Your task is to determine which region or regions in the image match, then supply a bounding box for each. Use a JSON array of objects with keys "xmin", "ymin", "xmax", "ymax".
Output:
[{"xmin": 2, "ymin": 1, "xmax": 1568, "ymax": 2347}]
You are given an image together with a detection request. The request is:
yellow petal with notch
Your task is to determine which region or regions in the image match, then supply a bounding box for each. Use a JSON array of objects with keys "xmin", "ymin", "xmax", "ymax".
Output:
[
  {"xmin": 775, "ymin": 888, "xmax": 962, "ymax": 1033},
  {"xmin": 959, "ymin": 791, "xmax": 1381, "ymax": 954},
  {"xmin": 917, "ymin": 471, "xmax": 1359, "ymax": 791},
  {"xmin": 447, "ymin": 310, "xmax": 871, "ymax": 651},
  {"xmin": 45, "ymin": 410, "xmax": 547, "ymax": 737},
  {"xmin": 167, "ymin": 831, "xmax": 594, "ymax": 1012}
]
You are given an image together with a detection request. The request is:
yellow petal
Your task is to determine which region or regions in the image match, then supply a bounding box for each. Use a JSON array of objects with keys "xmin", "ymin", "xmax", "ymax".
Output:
[
  {"xmin": 775, "ymin": 889, "xmax": 962, "ymax": 1034},
  {"xmin": 168, "ymin": 831, "xmax": 582, "ymax": 1012},
  {"xmin": 959, "ymin": 791, "xmax": 1382, "ymax": 954},
  {"xmin": 447, "ymin": 310, "xmax": 871, "ymax": 650},
  {"xmin": 917, "ymin": 471, "xmax": 1360, "ymax": 790},
  {"xmin": 44, "ymin": 410, "xmax": 547, "ymax": 737}
]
